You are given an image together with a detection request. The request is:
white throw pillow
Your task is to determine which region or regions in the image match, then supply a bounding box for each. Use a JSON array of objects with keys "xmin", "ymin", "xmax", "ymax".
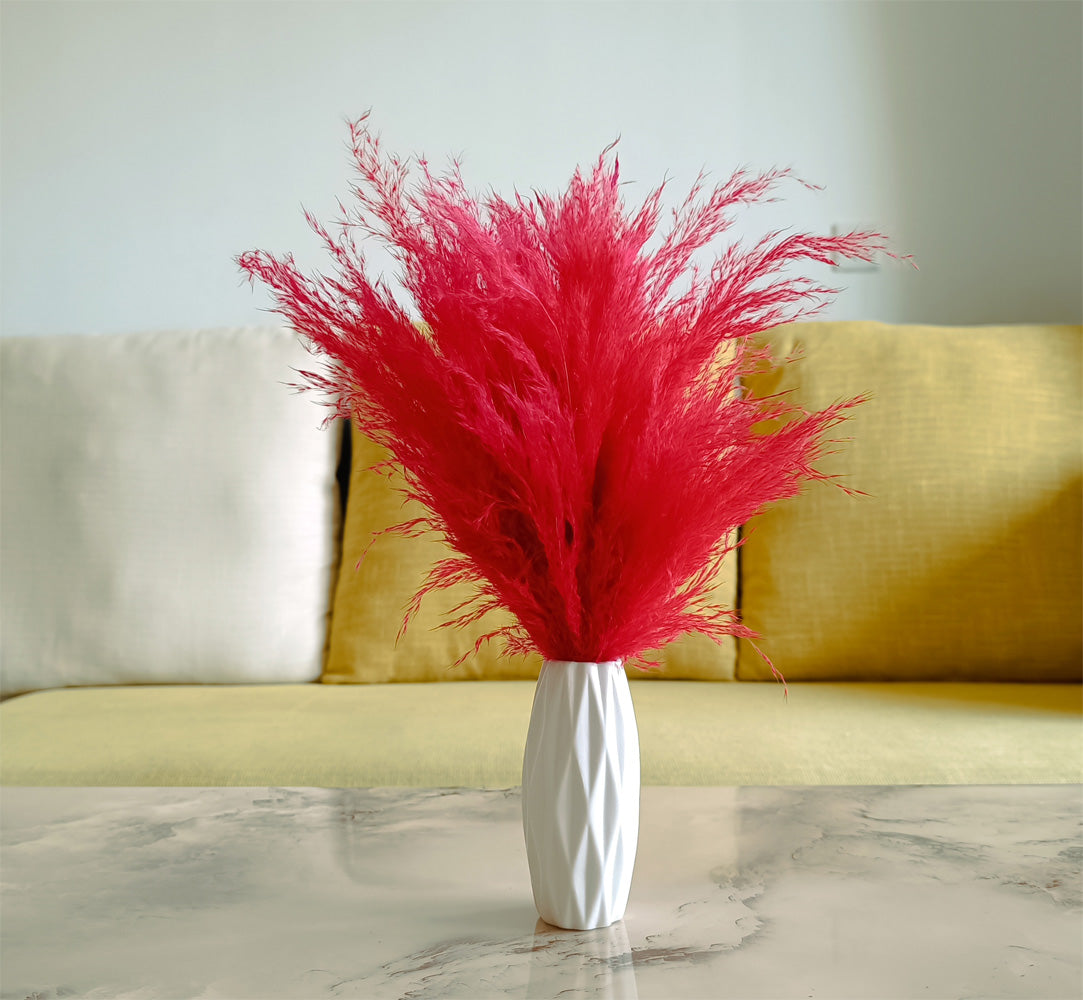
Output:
[{"xmin": 1, "ymin": 327, "xmax": 341, "ymax": 697}]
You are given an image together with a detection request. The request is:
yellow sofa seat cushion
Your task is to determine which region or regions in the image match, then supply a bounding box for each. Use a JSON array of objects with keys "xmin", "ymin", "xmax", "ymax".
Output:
[
  {"xmin": 1, "ymin": 682, "xmax": 1079, "ymax": 787},
  {"xmin": 737, "ymin": 322, "xmax": 1082, "ymax": 681},
  {"xmin": 322, "ymin": 426, "xmax": 737, "ymax": 683}
]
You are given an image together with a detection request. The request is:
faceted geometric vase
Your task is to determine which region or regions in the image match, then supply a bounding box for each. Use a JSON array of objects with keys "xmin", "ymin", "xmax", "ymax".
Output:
[{"xmin": 521, "ymin": 659, "xmax": 641, "ymax": 930}]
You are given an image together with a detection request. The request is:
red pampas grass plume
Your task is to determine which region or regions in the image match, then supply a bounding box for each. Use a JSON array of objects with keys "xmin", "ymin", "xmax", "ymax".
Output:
[{"xmin": 238, "ymin": 114, "xmax": 892, "ymax": 670}]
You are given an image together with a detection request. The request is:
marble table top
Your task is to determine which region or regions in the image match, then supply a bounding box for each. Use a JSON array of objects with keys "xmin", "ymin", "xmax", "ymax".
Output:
[{"xmin": 1, "ymin": 785, "xmax": 1080, "ymax": 1000}]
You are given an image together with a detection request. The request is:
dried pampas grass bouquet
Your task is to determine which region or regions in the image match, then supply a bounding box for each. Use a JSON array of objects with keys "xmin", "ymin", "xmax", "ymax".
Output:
[{"xmin": 239, "ymin": 114, "xmax": 891, "ymax": 930}]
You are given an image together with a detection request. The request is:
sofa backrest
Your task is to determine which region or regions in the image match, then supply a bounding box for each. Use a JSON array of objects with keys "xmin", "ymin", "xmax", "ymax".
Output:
[
  {"xmin": 736, "ymin": 321, "xmax": 1082, "ymax": 682},
  {"xmin": 318, "ymin": 321, "xmax": 1081, "ymax": 684},
  {"xmin": 0, "ymin": 327, "xmax": 342, "ymax": 698},
  {"xmin": 3, "ymin": 321, "xmax": 1079, "ymax": 695}
]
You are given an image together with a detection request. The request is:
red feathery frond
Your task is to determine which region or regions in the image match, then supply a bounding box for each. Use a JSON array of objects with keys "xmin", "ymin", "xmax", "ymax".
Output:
[{"xmin": 238, "ymin": 114, "xmax": 890, "ymax": 664}]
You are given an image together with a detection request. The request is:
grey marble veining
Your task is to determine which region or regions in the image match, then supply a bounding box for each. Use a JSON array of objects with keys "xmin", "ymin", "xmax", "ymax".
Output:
[{"xmin": 1, "ymin": 785, "xmax": 1079, "ymax": 999}]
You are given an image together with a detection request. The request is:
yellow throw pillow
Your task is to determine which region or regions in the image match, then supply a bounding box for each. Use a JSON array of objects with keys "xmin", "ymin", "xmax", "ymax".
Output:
[
  {"xmin": 322, "ymin": 424, "xmax": 737, "ymax": 682},
  {"xmin": 736, "ymin": 321, "xmax": 1082, "ymax": 681}
]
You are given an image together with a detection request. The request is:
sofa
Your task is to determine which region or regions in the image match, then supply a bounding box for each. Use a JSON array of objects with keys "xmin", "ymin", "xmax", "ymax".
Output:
[{"xmin": 2, "ymin": 321, "xmax": 1080, "ymax": 787}]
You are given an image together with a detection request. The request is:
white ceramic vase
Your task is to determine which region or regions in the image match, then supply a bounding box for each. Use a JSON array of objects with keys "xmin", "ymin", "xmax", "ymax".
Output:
[{"xmin": 521, "ymin": 659, "xmax": 641, "ymax": 930}]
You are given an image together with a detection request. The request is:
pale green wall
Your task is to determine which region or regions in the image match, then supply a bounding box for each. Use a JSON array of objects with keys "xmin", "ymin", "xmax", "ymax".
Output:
[{"xmin": 2, "ymin": 0, "xmax": 1079, "ymax": 336}]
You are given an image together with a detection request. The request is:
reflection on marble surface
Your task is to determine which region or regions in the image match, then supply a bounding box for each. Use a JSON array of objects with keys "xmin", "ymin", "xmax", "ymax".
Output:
[{"xmin": 1, "ymin": 785, "xmax": 1079, "ymax": 999}]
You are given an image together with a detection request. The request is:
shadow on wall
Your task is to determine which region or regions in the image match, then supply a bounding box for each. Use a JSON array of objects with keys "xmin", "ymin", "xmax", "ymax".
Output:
[{"xmin": 861, "ymin": 1, "xmax": 1083, "ymax": 324}]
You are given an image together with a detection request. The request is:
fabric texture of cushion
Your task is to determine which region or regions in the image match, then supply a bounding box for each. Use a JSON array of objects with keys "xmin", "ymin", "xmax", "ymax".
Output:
[
  {"xmin": 736, "ymin": 322, "xmax": 1082, "ymax": 681},
  {"xmin": 1, "ymin": 681, "xmax": 1078, "ymax": 786},
  {"xmin": 0, "ymin": 327, "xmax": 341, "ymax": 697},
  {"xmin": 322, "ymin": 424, "xmax": 738, "ymax": 683}
]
